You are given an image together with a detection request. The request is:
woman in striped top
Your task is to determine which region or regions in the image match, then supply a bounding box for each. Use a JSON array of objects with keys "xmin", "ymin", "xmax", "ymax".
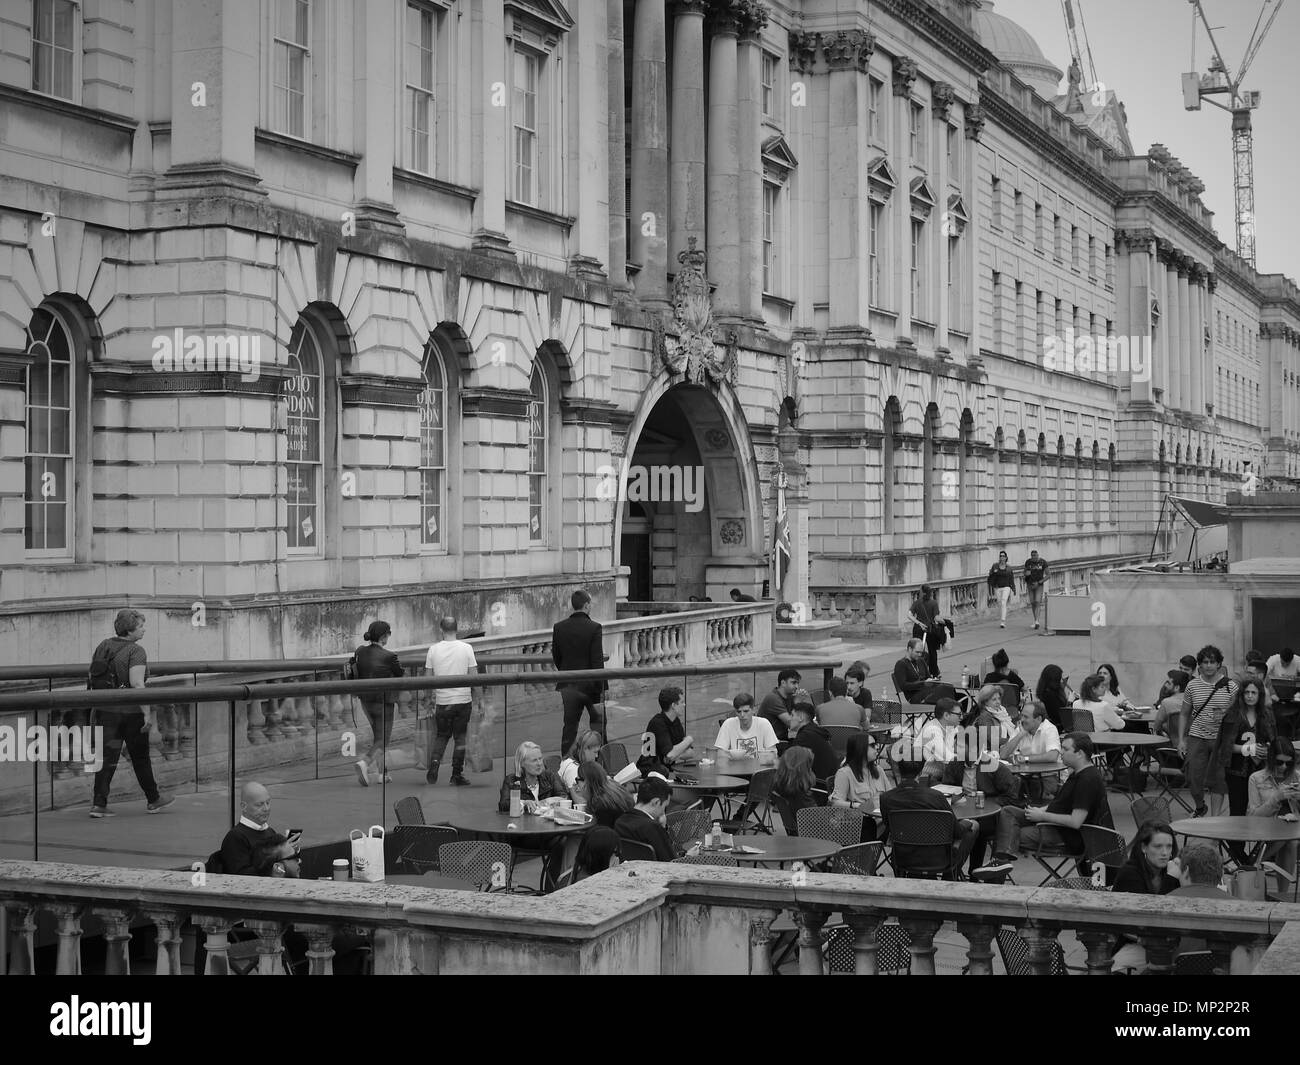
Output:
[{"xmin": 1180, "ymin": 645, "xmax": 1239, "ymax": 818}]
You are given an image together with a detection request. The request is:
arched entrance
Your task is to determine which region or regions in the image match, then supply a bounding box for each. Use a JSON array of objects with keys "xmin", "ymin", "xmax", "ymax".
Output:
[{"xmin": 615, "ymin": 381, "xmax": 763, "ymax": 602}]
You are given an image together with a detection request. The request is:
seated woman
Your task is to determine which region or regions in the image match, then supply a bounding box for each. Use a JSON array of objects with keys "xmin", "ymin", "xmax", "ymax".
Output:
[
  {"xmin": 558, "ymin": 729, "xmax": 603, "ymax": 798},
  {"xmin": 982, "ymin": 648, "xmax": 1026, "ymax": 693},
  {"xmin": 1035, "ymin": 664, "xmax": 1077, "ymax": 733},
  {"xmin": 972, "ymin": 684, "xmax": 1017, "ymax": 745},
  {"xmin": 1247, "ymin": 737, "xmax": 1300, "ymax": 882},
  {"xmin": 498, "ymin": 741, "xmax": 569, "ymax": 812},
  {"xmin": 1072, "ymin": 674, "xmax": 1127, "ymax": 731},
  {"xmin": 771, "ymin": 746, "xmax": 820, "ymax": 835},
  {"xmin": 575, "ymin": 760, "xmax": 635, "ymax": 829},
  {"xmin": 1109, "ymin": 821, "xmax": 1181, "ymax": 971},
  {"xmin": 1096, "ymin": 663, "xmax": 1136, "ymax": 712},
  {"xmin": 831, "ymin": 733, "xmax": 895, "ymax": 842}
]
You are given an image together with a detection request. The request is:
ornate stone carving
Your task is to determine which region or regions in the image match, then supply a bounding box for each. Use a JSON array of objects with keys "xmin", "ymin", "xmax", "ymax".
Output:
[
  {"xmin": 963, "ymin": 102, "xmax": 985, "ymax": 141},
  {"xmin": 655, "ymin": 237, "xmax": 738, "ymax": 387},
  {"xmin": 674, "ymin": 0, "xmax": 709, "ymax": 14},
  {"xmin": 719, "ymin": 519, "xmax": 744, "ymax": 544},
  {"xmin": 788, "ymin": 30, "xmax": 819, "ymax": 72},
  {"xmin": 709, "ymin": 0, "xmax": 767, "ymax": 36},
  {"xmin": 932, "ymin": 81, "xmax": 957, "ymax": 121},
  {"xmin": 823, "ymin": 28, "xmax": 875, "ymax": 71},
  {"xmin": 1115, "ymin": 227, "xmax": 1155, "ymax": 251},
  {"xmin": 891, "ymin": 55, "xmax": 919, "ymax": 97}
]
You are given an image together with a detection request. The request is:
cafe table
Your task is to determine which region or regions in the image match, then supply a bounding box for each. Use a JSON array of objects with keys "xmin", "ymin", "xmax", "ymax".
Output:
[
  {"xmin": 445, "ymin": 809, "xmax": 592, "ymax": 891},
  {"xmin": 1086, "ymin": 731, "xmax": 1168, "ymax": 796},
  {"xmin": 704, "ymin": 752, "xmax": 776, "ymax": 779},
  {"xmin": 690, "ymin": 834, "xmax": 841, "ymax": 869},
  {"xmin": 1168, "ymin": 815, "xmax": 1300, "ymax": 868}
]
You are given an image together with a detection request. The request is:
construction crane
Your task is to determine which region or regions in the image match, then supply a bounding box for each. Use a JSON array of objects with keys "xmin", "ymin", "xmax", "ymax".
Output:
[
  {"xmin": 1182, "ymin": 0, "xmax": 1286, "ymax": 268},
  {"xmin": 1060, "ymin": 0, "xmax": 1100, "ymax": 102}
]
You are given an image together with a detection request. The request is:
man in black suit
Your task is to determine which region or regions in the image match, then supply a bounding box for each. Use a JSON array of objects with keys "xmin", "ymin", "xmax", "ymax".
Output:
[
  {"xmin": 553, "ymin": 589, "xmax": 607, "ymax": 754},
  {"xmin": 614, "ymin": 777, "xmax": 677, "ymax": 861},
  {"xmin": 878, "ymin": 758, "xmax": 977, "ymax": 873}
]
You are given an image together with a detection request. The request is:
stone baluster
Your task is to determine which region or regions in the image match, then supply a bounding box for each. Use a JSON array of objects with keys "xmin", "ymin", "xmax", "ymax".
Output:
[
  {"xmin": 2, "ymin": 902, "xmax": 38, "ymax": 974},
  {"xmin": 1077, "ymin": 930, "xmax": 1119, "ymax": 975},
  {"xmin": 749, "ymin": 911, "xmax": 779, "ymax": 975},
  {"xmin": 246, "ymin": 919, "xmax": 288, "ymax": 975},
  {"xmin": 246, "ymin": 699, "xmax": 267, "ymax": 744},
  {"xmin": 740, "ymin": 614, "xmax": 753, "ymax": 653},
  {"xmin": 262, "ymin": 693, "xmax": 283, "ymax": 742},
  {"xmin": 279, "ymin": 694, "xmax": 300, "ymax": 738},
  {"xmin": 295, "ymin": 922, "xmax": 338, "ymax": 976},
  {"xmin": 705, "ymin": 619, "xmax": 718, "ymax": 659},
  {"xmin": 650, "ymin": 627, "xmax": 665, "ymax": 668},
  {"xmin": 1018, "ymin": 921, "xmax": 1061, "ymax": 976},
  {"xmin": 91, "ymin": 906, "xmax": 134, "ymax": 975},
  {"xmin": 144, "ymin": 910, "xmax": 184, "ymax": 975},
  {"xmin": 900, "ymin": 917, "xmax": 941, "ymax": 974},
  {"xmin": 793, "ymin": 908, "xmax": 828, "ymax": 975},
  {"xmin": 957, "ymin": 920, "xmax": 997, "ymax": 975},
  {"xmin": 160, "ymin": 703, "xmax": 180, "ymax": 759},
  {"xmin": 49, "ymin": 903, "xmax": 84, "ymax": 975},
  {"xmin": 195, "ymin": 915, "xmax": 234, "ymax": 975},
  {"xmin": 178, "ymin": 703, "xmax": 195, "ymax": 758},
  {"xmin": 843, "ymin": 912, "xmax": 883, "ymax": 975},
  {"xmin": 1136, "ymin": 931, "xmax": 1182, "ymax": 974},
  {"xmin": 328, "ymin": 692, "xmax": 347, "ymax": 730}
]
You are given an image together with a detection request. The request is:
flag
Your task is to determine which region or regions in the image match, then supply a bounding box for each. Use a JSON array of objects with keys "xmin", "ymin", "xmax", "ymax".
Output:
[{"xmin": 773, "ymin": 470, "xmax": 790, "ymax": 592}]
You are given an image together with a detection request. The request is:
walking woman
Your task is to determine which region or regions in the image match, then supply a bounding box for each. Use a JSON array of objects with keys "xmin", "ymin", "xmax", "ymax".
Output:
[
  {"xmin": 353, "ymin": 621, "xmax": 404, "ymax": 786},
  {"xmin": 987, "ymin": 551, "xmax": 1016, "ymax": 628},
  {"xmin": 910, "ymin": 585, "xmax": 950, "ymax": 678}
]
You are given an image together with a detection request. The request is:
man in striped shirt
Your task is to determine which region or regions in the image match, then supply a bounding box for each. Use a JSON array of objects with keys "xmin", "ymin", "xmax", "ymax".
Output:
[{"xmin": 1180, "ymin": 645, "xmax": 1238, "ymax": 817}]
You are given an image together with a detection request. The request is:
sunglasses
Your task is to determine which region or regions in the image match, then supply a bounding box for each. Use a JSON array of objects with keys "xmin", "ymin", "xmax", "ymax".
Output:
[{"xmin": 1276, "ymin": 759, "xmax": 1295, "ymax": 767}]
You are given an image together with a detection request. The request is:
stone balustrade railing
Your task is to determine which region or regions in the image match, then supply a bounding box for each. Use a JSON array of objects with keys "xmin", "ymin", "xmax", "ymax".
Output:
[{"xmin": 3, "ymin": 859, "xmax": 1297, "ymax": 976}]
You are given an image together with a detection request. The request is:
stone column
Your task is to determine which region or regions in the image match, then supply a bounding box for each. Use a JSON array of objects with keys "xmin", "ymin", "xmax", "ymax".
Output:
[
  {"xmin": 630, "ymin": 0, "xmax": 669, "ymax": 303},
  {"xmin": 933, "ymin": 82, "xmax": 956, "ymax": 352},
  {"xmin": 793, "ymin": 908, "xmax": 828, "ymax": 975},
  {"xmin": 91, "ymin": 906, "xmax": 134, "ymax": 976},
  {"xmin": 844, "ymin": 912, "xmax": 882, "ymax": 974},
  {"xmin": 957, "ymin": 920, "xmax": 997, "ymax": 975},
  {"xmin": 49, "ymin": 904, "xmax": 83, "ymax": 976},
  {"xmin": 144, "ymin": 910, "xmax": 184, "ymax": 975},
  {"xmin": 707, "ymin": 11, "xmax": 742, "ymax": 318},
  {"xmin": 1018, "ymin": 921, "xmax": 1061, "ymax": 976},
  {"xmin": 1177, "ymin": 257, "xmax": 1192, "ymax": 412},
  {"xmin": 748, "ymin": 910, "xmax": 779, "ymax": 974},
  {"xmin": 1205, "ymin": 273, "xmax": 1217, "ymax": 414},
  {"xmin": 471, "ymin": 0, "xmax": 510, "ymax": 255},
  {"xmin": 900, "ymin": 916, "xmax": 940, "ymax": 974},
  {"xmin": 607, "ymin": 0, "xmax": 629, "ymax": 292},
  {"xmin": 892, "ymin": 56, "xmax": 920, "ymax": 345},
  {"xmin": 824, "ymin": 29, "xmax": 874, "ymax": 334},
  {"xmin": 776, "ymin": 426, "xmax": 809, "ymax": 609},
  {"xmin": 570, "ymin": 3, "xmax": 611, "ymax": 281},
  {"xmin": 669, "ymin": 1, "xmax": 707, "ymax": 269},
  {"xmin": 1189, "ymin": 266, "xmax": 1206, "ymax": 415},
  {"xmin": 737, "ymin": 10, "xmax": 767, "ymax": 321},
  {"xmin": 351, "ymin": 0, "xmax": 402, "ymax": 233},
  {"xmin": 1164, "ymin": 252, "xmax": 1182, "ymax": 410}
]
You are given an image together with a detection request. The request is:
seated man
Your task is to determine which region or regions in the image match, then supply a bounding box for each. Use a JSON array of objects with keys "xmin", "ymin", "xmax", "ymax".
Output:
[
  {"xmin": 999, "ymin": 698, "xmax": 1063, "ymax": 801},
  {"xmin": 614, "ymin": 776, "xmax": 677, "ymax": 861},
  {"xmin": 987, "ymin": 733, "xmax": 1113, "ymax": 868},
  {"xmin": 893, "ymin": 638, "xmax": 959, "ymax": 706},
  {"xmin": 846, "ymin": 664, "xmax": 874, "ymax": 716},
  {"xmin": 758, "ymin": 668, "xmax": 800, "ymax": 743},
  {"xmin": 818, "ymin": 676, "xmax": 868, "ymax": 729},
  {"xmin": 1167, "ymin": 843, "xmax": 1246, "ymax": 969},
  {"xmin": 637, "ymin": 685, "xmax": 694, "ymax": 776},
  {"xmin": 713, "ymin": 692, "xmax": 778, "ymax": 754},
  {"xmin": 917, "ymin": 698, "xmax": 960, "ymax": 783},
  {"xmin": 790, "ymin": 702, "xmax": 839, "ymax": 781},
  {"xmin": 879, "ymin": 758, "xmax": 977, "ymax": 874},
  {"xmin": 966, "ymin": 750, "xmax": 1024, "ymax": 875}
]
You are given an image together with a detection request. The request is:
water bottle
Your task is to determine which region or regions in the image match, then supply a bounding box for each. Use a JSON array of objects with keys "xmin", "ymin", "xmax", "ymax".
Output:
[
  {"xmin": 509, "ymin": 788, "xmax": 523, "ymax": 817},
  {"xmin": 711, "ymin": 821, "xmax": 723, "ymax": 849},
  {"xmin": 960, "ymin": 665, "xmax": 970, "ymax": 689}
]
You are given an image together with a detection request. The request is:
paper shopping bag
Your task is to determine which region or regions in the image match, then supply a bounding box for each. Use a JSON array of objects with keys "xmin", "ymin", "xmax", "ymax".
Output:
[{"xmin": 349, "ymin": 825, "xmax": 386, "ymax": 883}]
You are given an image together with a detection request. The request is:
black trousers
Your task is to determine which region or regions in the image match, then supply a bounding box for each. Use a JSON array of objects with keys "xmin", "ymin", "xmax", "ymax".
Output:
[
  {"xmin": 92, "ymin": 711, "xmax": 160, "ymax": 807},
  {"xmin": 559, "ymin": 687, "xmax": 604, "ymax": 754},
  {"xmin": 429, "ymin": 702, "xmax": 471, "ymax": 776}
]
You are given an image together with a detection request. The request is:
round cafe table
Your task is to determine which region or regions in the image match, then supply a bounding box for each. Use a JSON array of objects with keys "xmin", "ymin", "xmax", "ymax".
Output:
[
  {"xmin": 445, "ymin": 809, "xmax": 591, "ymax": 891},
  {"xmin": 1010, "ymin": 760, "xmax": 1066, "ymax": 777},
  {"xmin": 1169, "ymin": 816, "xmax": 1300, "ymax": 868},
  {"xmin": 713, "ymin": 835, "xmax": 842, "ymax": 868},
  {"xmin": 1086, "ymin": 731, "xmax": 1168, "ymax": 796},
  {"xmin": 706, "ymin": 752, "xmax": 775, "ymax": 778},
  {"xmin": 948, "ymin": 794, "xmax": 1005, "ymax": 822},
  {"xmin": 670, "ymin": 769, "xmax": 747, "ymax": 816}
]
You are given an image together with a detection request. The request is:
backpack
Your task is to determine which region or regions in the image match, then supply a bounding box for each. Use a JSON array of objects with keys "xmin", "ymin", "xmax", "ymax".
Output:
[
  {"xmin": 342, "ymin": 653, "xmax": 359, "ymax": 680},
  {"xmin": 88, "ymin": 639, "xmax": 130, "ymax": 690}
]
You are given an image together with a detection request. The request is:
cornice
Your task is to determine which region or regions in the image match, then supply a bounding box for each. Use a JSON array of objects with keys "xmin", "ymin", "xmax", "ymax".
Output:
[{"xmin": 980, "ymin": 91, "xmax": 1119, "ymax": 202}]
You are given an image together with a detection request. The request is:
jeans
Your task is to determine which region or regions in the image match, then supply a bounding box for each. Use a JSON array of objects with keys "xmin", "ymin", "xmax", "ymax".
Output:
[
  {"xmin": 997, "ymin": 585, "xmax": 1012, "ymax": 621},
  {"xmin": 92, "ymin": 711, "xmax": 160, "ymax": 807},
  {"xmin": 429, "ymin": 701, "xmax": 471, "ymax": 777},
  {"xmin": 560, "ymin": 687, "xmax": 605, "ymax": 754},
  {"xmin": 1184, "ymin": 735, "xmax": 1224, "ymax": 808},
  {"xmin": 359, "ymin": 701, "xmax": 393, "ymax": 772},
  {"xmin": 1027, "ymin": 583, "xmax": 1044, "ymax": 619}
]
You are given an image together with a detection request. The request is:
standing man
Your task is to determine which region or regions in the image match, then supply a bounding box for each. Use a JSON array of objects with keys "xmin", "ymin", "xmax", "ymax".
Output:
[
  {"xmin": 553, "ymin": 589, "xmax": 607, "ymax": 755},
  {"xmin": 1181, "ymin": 645, "xmax": 1237, "ymax": 818},
  {"xmin": 424, "ymin": 616, "xmax": 478, "ymax": 786},
  {"xmin": 89, "ymin": 609, "xmax": 173, "ymax": 818},
  {"xmin": 1023, "ymin": 550, "xmax": 1048, "ymax": 631}
]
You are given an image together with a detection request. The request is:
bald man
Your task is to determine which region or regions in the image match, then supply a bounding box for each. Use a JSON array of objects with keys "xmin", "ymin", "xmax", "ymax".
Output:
[{"xmin": 218, "ymin": 781, "xmax": 301, "ymax": 877}]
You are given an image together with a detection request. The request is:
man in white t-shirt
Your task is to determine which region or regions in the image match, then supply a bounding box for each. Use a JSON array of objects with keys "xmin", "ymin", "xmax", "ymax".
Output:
[
  {"xmin": 424, "ymin": 616, "xmax": 478, "ymax": 786},
  {"xmin": 1267, "ymin": 648, "xmax": 1300, "ymax": 684},
  {"xmin": 713, "ymin": 693, "xmax": 778, "ymax": 755}
]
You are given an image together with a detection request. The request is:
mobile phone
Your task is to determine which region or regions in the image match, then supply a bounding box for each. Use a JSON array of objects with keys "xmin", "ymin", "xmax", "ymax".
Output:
[{"xmin": 287, "ymin": 828, "xmax": 302, "ymax": 840}]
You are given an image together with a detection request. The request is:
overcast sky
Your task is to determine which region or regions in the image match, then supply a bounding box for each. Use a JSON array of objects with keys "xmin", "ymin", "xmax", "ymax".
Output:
[{"xmin": 991, "ymin": 0, "xmax": 1299, "ymax": 281}]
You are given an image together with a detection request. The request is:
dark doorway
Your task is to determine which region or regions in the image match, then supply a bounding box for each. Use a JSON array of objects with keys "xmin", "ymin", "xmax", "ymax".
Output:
[{"xmin": 1251, "ymin": 598, "xmax": 1300, "ymax": 656}]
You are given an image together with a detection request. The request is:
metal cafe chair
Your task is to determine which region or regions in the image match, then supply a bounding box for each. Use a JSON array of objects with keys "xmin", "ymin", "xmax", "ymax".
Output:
[
  {"xmin": 393, "ymin": 796, "xmax": 426, "ymax": 825},
  {"xmin": 824, "ymin": 725, "xmax": 860, "ymax": 760},
  {"xmin": 598, "ymin": 742, "xmax": 630, "ymax": 775},
  {"xmin": 888, "ymin": 809, "xmax": 963, "ymax": 881},
  {"xmin": 390, "ymin": 824, "xmax": 457, "ymax": 875},
  {"xmin": 1152, "ymin": 747, "xmax": 1193, "ymax": 813},
  {"xmin": 827, "ymin": 841, "xmax": 883, "ymax": 877},
  {"xmin": 797, "ymin": 806, "xmax": 865, "ymax": 849},
  {"xmin": 720, "ymin": 768, "xmax": 776, "ymax": 835},
  {"xmin": 617, "ymin": 838, "xmax": 658, "ymax": 863},
  {"xmin": 666, "ymin": 809, "xmax": 712, "ymax": 853},
  {"xmin": 672, "ymin": 853, "xmax": 739, "ymax": 867},
  {"xmin": 995, "ymin": 927, "xmax": 1069, "ymax": 976},
  {"xmin": 438, "ymin": 840, "xmax": 515, "ymax": 891}
]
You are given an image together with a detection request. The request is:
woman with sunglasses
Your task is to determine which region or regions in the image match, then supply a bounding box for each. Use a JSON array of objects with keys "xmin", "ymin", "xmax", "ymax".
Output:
[
  {"xmin": 831, "ymin": 732, "xmax": 895, "ymax": 841},
  {"xmin": 987, "ymin": 551, "xmax": 1016, "ymax": 628},
  {"xmin": 1247, "ymin": 737, "xmax": 1300, "ymax": 878}
]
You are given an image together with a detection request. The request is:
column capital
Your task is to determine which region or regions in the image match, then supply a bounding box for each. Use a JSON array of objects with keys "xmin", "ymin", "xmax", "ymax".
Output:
[
  {"xmin": 892, "ymin": 54, "xmax": 919, "ymax": 97},
  {"xmin": 823, "ymin": 28, "xmax": 876, "ymax": 72},
  {"xmin": 1115, "ymin": 226, "xmax": 1155, "ymax": 251},
  {"xmin": 788, "ymin": 30, "xmax": 819, "ymax": 72},
  {"xmin": 932, "ymin": 81, "xmax": 957, "ymax": 121},
  {"xmin": 963, "ymin": 101, "xmax": 986, "ymax": 141},
  {"xmin": 1206, "ymin": 271, "xmax": 1218, "ymax": 293},
  {"xmin": 673, "ymin": 0, "xmax": 709, "ymax": 16},
  {"xmin": 708, "ymin": 0, "xmax": 767, "ymax": 37}
]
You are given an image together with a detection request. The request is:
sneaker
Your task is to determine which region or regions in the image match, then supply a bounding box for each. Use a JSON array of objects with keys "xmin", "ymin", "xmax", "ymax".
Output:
[
  {"xmin": 451, "ymin": 774, "xmax": 470, "ymax": 786},
  {"xmin": 999, "ymin": 622, "xmax": 1005, "ymax": 628},
  {"xmin": 1033, "ymin": 621, "xmax": 1040, "ymax": 630},
  {"xmin": 89, "ymin": 806, "xmax": 114, "ymax": 818},
  {"xmin": 426, "ymin": 763, "xmax": 439, "ymax": 786},
  {"xmin": 972, "ymin": 862, "xmax": 1014, "ymax": 877},
  {"xmin": 1193, "ymin": 805, "xmax": 1208, "ymax": 818},
  {"xmin": 989, "ymin": 852, "xmax": 1018, "ymax": 866},
  {"xmin": 147, "ymin": 796, "xmax": 175, "ymax": 814},
  {"xmin": 355, "ymin": 760, "xmax": 370, "ymax": 787},
  {"xmin": 381, "ymin": 774, "xmax": 394, "ymax": 783}
]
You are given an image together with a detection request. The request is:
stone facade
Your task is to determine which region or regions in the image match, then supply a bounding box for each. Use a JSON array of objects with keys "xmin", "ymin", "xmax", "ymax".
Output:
[{"xmin": 1, "ymin": 0, "xmax": 1298, "ymax": 665}]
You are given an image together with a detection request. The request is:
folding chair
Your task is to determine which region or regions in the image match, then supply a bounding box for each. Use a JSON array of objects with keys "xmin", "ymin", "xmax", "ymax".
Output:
[
  {"xmin": 1070, "ymin": 709, "xmax": 1096, "ymax": 732},
  {"xmin": 390, "ymin": 825, "xmax": 457, "ymax": 875},
  {"xmin": 995, "ymin": 927, "xmax": 1068, "ymax": 975},
  {"xmin": 827, "ymin": 841, "xmax": 883, "ymax": 877},
  {"xmin": 617, "ymin": 838, "xmax": 658, "ymax": 862},
  {"xmin": 874, "ymin": 700, "xmax": 904, "ymax": 726},
  {"xmin": 1173, "ymin": 951, "xmax": 1221, "ymax": 975},
  {"xmin": 1024, "ymin": 830, "xmax": 1083, "ymax": 886},
  {"xmin": 1047, "ymin": 875, "xmax": 1107, "ymax": 892},
  {"xmin": 770, "ymin": 792, "xmax": 798, "ymax": 836},
  {"xmin": 666, "ymin": 809, "xmax": 712, "ymax": 853},
  {"xmin": 672, "ymin": 853, "xmax": 739, "ymax": 867},
  {"xmin": 393, "ymin": 796, "xmax": 426, "ymax": 825},
  {"xmin": 797, "ymin": 806, "xmax": 865, "ymax": 849},
  {"xmin": 720, "ymin": 768, "xmax": 776, "ymax": 834},
  {"xmin": 598, "ymin": 743, "xmax": 630, "ymax": 775},
  {"xmin": 1152, "ymin": 748, "xmax": 1193, "ymax": 813},
  {"xmin": 1081, "ymin": 825, "xmax": 1128, "ymax": 885},
  {"xmin": 888, "ymin": 809, "xmax": 963, "ymax": 881},
  {"xmin": 823, "ymin": 725, "xmax": 860, "ymax": 760},
  {"xmin": 1129, "ymin": 795, "xmax": 1172, "ymax": 829},
  {"xmin": 438, "ymin": 840, "xmax": 515, "ymax": 891}
]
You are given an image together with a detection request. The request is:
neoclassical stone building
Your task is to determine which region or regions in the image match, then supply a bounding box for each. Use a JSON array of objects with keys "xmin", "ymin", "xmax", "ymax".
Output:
[{"xmin": 1, "ymin": 0, "xmax": 1297, "ymax": 664}]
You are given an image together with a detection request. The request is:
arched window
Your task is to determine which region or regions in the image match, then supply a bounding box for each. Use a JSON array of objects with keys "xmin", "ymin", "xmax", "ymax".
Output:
[
  {"xmin": 285, "ymin": 319, "xmax": 324, "ymax": 553},
  {"xmin": 24, "ymin": 306, "xmax": 74, "ymax": 555},
  {"xmin": 419, "ymin": 340, "xmax": 447, "ymax": 548},
  {"xmin": 528, "ymin": 365, "xmax": 548, "ymax": 543}
]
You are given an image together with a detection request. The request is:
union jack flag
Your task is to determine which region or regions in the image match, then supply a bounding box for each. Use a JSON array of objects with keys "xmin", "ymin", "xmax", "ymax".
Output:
[{"xmin": 773, "ymin": 468, "xmax": 790, "ymax": 592}]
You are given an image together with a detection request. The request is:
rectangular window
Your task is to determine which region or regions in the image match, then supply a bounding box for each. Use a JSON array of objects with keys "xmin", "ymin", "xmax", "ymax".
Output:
[
  {"xmin": 762, "ymin": 182, "xmax": 778, "ymax": 292},
  {"xmin": 947, "ymin": 235, "xmax": 960, "ymax": 323},
  {"xmin": 992, "ymin": 270, "xmax": 1003, "ymax": 350},
  {"xmin": 1104, "ymin": 242, "xmax": 1113, "ymax": 285},
  {"xmin": 946, "ymin": 124, "xmax": 956, "ymax": 171},
  {"xmin": 273, "ymin": 0, "xmax": 310, "ymax": 138},
  {"xmin": 1034, "ymin": 203, "xmax": 1044, "ymax": 250},
  {"xmin": 761, "ymin": 50, "xmax": 778, "ymax": 119},
  {"xmin": 1054, "ymin": 297, "xmax": 1064, "ymax": 340},
  {"xmin": 1014, "ymin": 190, "xmax": 1023, "ymax": 240},
  {"xmin": 1071, "ymin": 226, "xmax": 1080, "ymax": 270},
  {"xmin": 868, "ymin": 76, "xmax": 884, "ymax": 141},
  {"xmin": 1088, "ymin": 235, "xmax": 1097, "ymax": 277},
  {"xmin": 1053, "ymin": 215, "xmax": 1062, "ymax": 259},
  {"xmin": 909, "ymin": 101, "xmax": 925, "ymax": 162},
  {"xmin": 404, "ymin": 3, "xmax": 436, "ymax": 174},
  {"xmin": 31, "ymin": 0, "xmax": 76, "ymax": 101},
  {"xmin": 911, "ymin": 219, "xmax": 926, "ymax": 319},
  {"xmin": 869, "ymin": 202, "xmax": 883, "ymax": 306},
  {"xmin": 991, "ymin": 177, "xmax": 1002, "ymax": 229},
  {"xmin": 1036, "ymin": 290, "xmax": 1046, "ymax": 352},
  {"xmin": 512, "ymin": 48, "xmax": 539, "ymax": 205}
]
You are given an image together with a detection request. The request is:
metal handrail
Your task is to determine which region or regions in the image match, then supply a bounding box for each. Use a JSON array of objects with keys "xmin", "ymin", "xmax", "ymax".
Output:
[{"xmin": 0, "ymin": 660, "xmax": 845, "ymax": 712}]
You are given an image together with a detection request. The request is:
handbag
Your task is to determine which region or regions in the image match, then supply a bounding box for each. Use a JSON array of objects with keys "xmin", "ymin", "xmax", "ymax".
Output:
[
  {"xmin": 349, "ymin": 825, "xmax": 386, "ymax": 883},
  {"xmin": 1230, "ymin": 866, "xmax": 1267, "ymax": 901}
]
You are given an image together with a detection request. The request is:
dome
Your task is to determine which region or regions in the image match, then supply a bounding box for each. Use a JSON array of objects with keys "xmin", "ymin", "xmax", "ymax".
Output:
[{"xmin": 973, "ymin": 1, "xmax": 1064, "ymax": 99}]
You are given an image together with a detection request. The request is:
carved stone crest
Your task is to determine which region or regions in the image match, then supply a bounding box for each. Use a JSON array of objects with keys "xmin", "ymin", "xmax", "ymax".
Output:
[{"xmin": 656, "ymin": 237, "xmax": 738, "ymax": 387}]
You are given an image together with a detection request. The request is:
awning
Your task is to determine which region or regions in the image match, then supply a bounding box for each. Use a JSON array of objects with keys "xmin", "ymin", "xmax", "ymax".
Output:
[
  {"xmin": 1166, "ymin": 495, "xmax": 1228, "ymax": 563},
  {"xmin": 1167, "ymin": 495, "xmax": 1227, "ymax": 528}
]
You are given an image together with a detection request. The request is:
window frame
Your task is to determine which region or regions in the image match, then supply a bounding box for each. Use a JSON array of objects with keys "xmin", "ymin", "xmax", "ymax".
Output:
[
  {"xmin": 23, "ymin": 305, "xmax": 76, "ymax": 558},
  {"xmin": 868, "ymin": 75, "xmax": 885, "ymax": 143},
  {"xmin": 419, "ymin": 338, "xmax": 449, "ymax": 551},
  {"xmin": 760, "ymin": 49, "xmax": 779, "ymax": 122},
  {"xmin": 271, "ymin": 0, "xmax": 311, "ymax": 140},
  {"xmin": 527, "ymin": 365, "xmax": 549, "ymax": 545},
  {"xmin": 510, "ymin": 44, "xmax": 540, "ymax": 206},
  {"xmin": 284, "ymin": 319, "xmax": 325, "ymax": 557},
  {"xmin": 30, "ymin": 0, "xmax": 80, "ymax": 104},
  {"xmin": 403, "ymin": 1, "xmax": 441, "ymax": 176},
  {"xmin": 909, "ymin": 100, "xmax": 926, "ymax": 164}
]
